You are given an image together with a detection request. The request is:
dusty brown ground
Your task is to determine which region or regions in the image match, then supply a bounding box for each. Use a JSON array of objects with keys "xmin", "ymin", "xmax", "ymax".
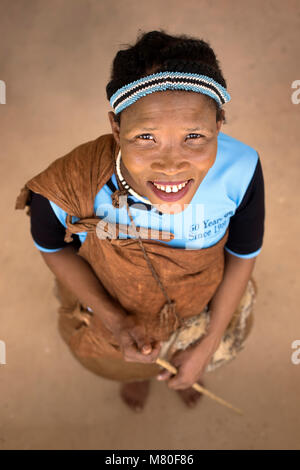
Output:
[{"xmin": 1, "ymin": 0, "xmax": 300, "ymax": 450}]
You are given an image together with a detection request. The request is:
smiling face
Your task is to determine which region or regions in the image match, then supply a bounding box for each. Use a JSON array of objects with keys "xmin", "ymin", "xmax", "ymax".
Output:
[{"xmin": 108, "ymin": 90, "xmax": 223, "ymax": 214}]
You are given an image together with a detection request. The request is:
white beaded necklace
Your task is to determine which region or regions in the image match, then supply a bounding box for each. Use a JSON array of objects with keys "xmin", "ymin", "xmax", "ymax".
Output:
[{"xmin": 115, "ymin": 149, "xmax": 152, "ymax": 206}]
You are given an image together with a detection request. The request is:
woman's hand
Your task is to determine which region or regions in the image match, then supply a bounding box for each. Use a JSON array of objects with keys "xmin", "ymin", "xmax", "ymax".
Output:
[
  {"xmin": 112, "ymin": 315, "xmax": 162, "ymax": 365},
  {"xmin": 156, "ymin": 334, "xmax": 221, "ymax": 390}
]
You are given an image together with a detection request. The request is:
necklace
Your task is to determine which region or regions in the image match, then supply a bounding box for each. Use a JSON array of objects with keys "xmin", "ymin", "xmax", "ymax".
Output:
[{"xmin": 115, "ymin": 149, "xmax": 152, "ymax": 206}]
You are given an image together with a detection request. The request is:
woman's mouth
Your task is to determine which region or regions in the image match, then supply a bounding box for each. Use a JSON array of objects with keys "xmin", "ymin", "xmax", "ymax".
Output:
[{"xmin": 147, "ymin": 179, "xmax": 193, "ymax": 202}]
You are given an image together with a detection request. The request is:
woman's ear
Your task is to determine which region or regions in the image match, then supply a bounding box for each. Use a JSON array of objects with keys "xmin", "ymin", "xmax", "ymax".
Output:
[
  {"xmin": 216, "ymin": 109, "xmax": 225, "ymax": 133},
  {"xmin": 108, "ymin": 111, "xmax": 120, "ymax": 145},
  {"xmin": 216, "ymin": 118, "xmax": 223, "ymax": 133}
]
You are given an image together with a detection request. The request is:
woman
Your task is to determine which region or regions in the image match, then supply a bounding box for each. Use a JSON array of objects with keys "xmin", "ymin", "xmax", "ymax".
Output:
[{"xmin": 15, "ymin": 29, "xmax": 265, "ymax": 412}]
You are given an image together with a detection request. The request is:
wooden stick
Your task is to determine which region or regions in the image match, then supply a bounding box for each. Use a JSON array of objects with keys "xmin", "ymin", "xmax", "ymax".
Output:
[{"xmin": 156, "ymin": 357, "xmax": 243, "ymax": 416}]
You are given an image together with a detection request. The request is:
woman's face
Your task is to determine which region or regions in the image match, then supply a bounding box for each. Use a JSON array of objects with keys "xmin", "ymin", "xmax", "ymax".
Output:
[{"xmin": 108, "ymin": 90, "xmax": 223, "ymax": 214}]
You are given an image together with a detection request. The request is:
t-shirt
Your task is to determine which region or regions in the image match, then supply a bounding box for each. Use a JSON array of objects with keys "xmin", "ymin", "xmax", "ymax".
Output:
[{"xmin": 29, "ymin": 131, "xmax": 265, "ymax": 258}]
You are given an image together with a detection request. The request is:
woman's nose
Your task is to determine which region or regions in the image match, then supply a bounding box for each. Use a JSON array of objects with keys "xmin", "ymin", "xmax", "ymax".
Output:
[{"xmin": 151, "ymin": 150, "xmax": 190, "ymax": 173}]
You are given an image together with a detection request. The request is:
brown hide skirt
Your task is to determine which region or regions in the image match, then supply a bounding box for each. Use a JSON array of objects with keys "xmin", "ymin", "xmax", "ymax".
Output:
[{"xmin": 53, "ymin": 275, "xmax": 257, "ymax": 382}]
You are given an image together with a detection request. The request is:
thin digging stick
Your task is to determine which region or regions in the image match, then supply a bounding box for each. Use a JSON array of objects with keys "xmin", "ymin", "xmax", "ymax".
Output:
[{"xmin": 155, "ymin": 358, "xmax": 243, "ymax": 416}]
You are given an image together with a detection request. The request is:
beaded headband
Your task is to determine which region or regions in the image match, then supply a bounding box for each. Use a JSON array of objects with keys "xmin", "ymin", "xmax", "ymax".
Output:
[{"xmin": 109, "ymin": 71, "xmax": 231, "ymax": 115}]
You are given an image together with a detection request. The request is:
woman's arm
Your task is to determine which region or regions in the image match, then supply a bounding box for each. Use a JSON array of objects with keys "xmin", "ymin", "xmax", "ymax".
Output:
[
  {"xmin": 40, "ymin": 245, "xmax": 163, "ymax": 363},
  {"xmin": 202, "ymin": 250, "xmax": 257, "ymax": 350},
  {"xmin": 156, "ymin": 252, "xmax": 258, "ymax": 388},
  {"xmin": 40, "ymin": 245, "xmax": 127, "ymax": 334}
]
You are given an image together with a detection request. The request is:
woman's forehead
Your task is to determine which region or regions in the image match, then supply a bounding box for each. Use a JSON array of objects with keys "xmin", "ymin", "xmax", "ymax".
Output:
[{"xmin": 121, "ymin": 91, "xmax": 216, "ymax": 130}]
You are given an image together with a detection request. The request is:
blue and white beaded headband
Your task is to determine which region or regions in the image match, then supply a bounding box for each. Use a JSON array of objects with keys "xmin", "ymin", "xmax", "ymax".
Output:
[{"xmin": 109, "ymin": 71, "xmax": 231, "ymax": 115}]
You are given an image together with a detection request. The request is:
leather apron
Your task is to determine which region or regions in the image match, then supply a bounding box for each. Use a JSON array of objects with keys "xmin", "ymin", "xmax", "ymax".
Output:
[{"xmin": 15, "ymin": 133, "xmax": 256, "ymax": 382}]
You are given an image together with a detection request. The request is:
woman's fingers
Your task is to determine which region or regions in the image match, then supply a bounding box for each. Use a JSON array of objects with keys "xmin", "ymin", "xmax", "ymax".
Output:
[
  {"xmin": 121, "ymin": 333, "xmax": 161, "ymax": 363},
  {"xmin": 117, "ymin": 320, "xmax": 163, "ymax": 363},
  {"xmin": 157, "ymin": 369, "xmax": 172, "ymax": 380},
  {"xmin": 130, "ymin": 324, "xmax": 152, "ymax": 351}
]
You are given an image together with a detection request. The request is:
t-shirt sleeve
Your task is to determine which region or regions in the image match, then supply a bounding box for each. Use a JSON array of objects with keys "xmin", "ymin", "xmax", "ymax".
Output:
[
  {"xmin": 224, "ymin": 155, "xmax": 265, "ymax": 258},
  {"xmin": 29, "ymin": 191, "xmax": 81, "ymax": 252}
]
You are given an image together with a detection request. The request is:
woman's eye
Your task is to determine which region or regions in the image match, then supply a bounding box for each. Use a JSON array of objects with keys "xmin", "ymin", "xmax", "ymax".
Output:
[{"xmin": 136, "ymin": 133, "xmax": 204, "ymax": 141}]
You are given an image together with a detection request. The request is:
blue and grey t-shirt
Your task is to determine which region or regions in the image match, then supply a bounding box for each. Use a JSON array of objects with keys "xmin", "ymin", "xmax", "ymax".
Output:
[{"xmin": 29, "ymin": 131, "xmax": 265, "ymax": 258}]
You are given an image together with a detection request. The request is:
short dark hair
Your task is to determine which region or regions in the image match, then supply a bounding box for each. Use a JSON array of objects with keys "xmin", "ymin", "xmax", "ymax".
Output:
[{"xmin": 106, "ymin": 29, "xmax": 228, "ymax": 127}]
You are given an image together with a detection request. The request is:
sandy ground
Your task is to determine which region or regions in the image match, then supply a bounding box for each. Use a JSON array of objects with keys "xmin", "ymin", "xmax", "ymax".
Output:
[{"xmin": 1, "ymin": 0, "xmax": 300, "ymax": 450}]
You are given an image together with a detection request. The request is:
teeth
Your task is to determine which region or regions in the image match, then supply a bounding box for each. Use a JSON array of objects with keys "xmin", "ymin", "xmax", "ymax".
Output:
[{"xmin": 152, "ymin": 181, "xmax": 189, "ymax": 192}]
